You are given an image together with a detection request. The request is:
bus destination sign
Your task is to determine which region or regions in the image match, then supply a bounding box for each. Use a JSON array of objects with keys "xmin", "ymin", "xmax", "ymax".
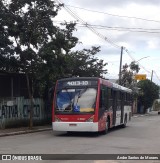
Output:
[
  {"xmin": 67, "ymin": 81, "xmax": 89, "ymax": 86},
  {"xmin": 58, "ymin": 80, "xmax": 98, "ymax": 88}
]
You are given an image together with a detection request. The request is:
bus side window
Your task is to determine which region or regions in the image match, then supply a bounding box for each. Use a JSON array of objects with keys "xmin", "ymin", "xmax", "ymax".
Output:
[
  {"xmin": 127, "ymin": 93, "xmax": 129, "ymax": 105},
  {"xmin": 121, "ymin": 92, "xmax": 125, "ymax": 103},
  {"xmin": 108, "ymin": 88, "xmax": 113, "ymax": 111},
  {"xmin": 116, "ymin": 91, "xmax": 121, "ymax": 111},
  {"xmin": 125, "ymin": 92, "xmax": 131, "ymax": 105},
  {"xmin": 128, "ymin": 93, "xmax": 132, "ymax": 105},
  {"xmin": 100, "ymin": 86, "xmax": 108, "ymax": 109},
  {"xmin": 124, "ymin": 93, "xmax": 127, "ymax": 103}
]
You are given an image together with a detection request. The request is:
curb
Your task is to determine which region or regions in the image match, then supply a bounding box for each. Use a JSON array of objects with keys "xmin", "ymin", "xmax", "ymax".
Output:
[
  {"xmin": 132, "ymin": 112, "xmax": 159, "ymax": 118},
  {"xmin": 132, "ymin": 114, "xmax": 148, "ymax": 118},
  {"xmin": 0, "ymin": 128, "xmax": 52, "ymax": 137}
]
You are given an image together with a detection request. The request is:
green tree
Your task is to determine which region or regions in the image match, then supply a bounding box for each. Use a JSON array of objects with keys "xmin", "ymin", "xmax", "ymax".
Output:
[
  {"xmin": 37, "ymin": 22, "xmax": 79, "ymax": 98},
  {"xmin": 1, "ymin": 0, "xmax": 62, "ymax": 128},
  {"xmin": 1, "ymin": 0, "xmax": 108, "ymax": 128},
  {"xmin": 38, "ymin": 23, "xmax": 108, "ymax": 96},
  {"xmin": 0, "ymin": 1, "xmax": 18, "ymax": 72},
  {"xmin": 64, "ymin": 46, "xmax": 107, "ymax": 77},
  {"xmin": 120, "ymin": 61, "xmax": 140, "ymax": 88},
  {"xmin": 137, "ymin": 79, "xmax": 159, "ymax": 113}
]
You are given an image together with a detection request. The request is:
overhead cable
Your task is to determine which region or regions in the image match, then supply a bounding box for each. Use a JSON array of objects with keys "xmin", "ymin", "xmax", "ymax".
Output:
[
  {"xmin": 55, "ymin": 0, "xmax": 121, "ymax": 49},
  {"xmin": 153, "ymin": 71, "xmax": 160, "ymax": 83},
  {"xmin": 54, "ymin": 21, "xmax": 160, "ymax": 34},
  {"xmin": 66, "ymin": 4, "xmax": 160, "ymax": 24},
  {"xmin": 55, "ymin": 1, "xmax": 160, "ymax": 84}
]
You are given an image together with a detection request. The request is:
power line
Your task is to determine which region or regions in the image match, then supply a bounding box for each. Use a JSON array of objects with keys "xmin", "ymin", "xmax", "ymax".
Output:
[
  {"xmin": 54, "ymin": 21, "xmax": 160, "ymax": 34},
  {"xmin": 55, "ymin": 0, "xmax": 121, "ymax": 49},
  {"xmin": 56, "ymin": 1, "xmax": 160, "ymax": 84},
  {"xmin": 153, "ymin": 71, "xmax": 160, "ymax": 83},
  {"xmin": 85, "ymin": 24, "xmax": 160, "ymax": 31},
  {"xmin": 66, "ymin": 4, "xmax": 160, "ymax": 24},
  {"xmin": 78, "ymin": 24, "xmax": 160, "ymax": 34}
]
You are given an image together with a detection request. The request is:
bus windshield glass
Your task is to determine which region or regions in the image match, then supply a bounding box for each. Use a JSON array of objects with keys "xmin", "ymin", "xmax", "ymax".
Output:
[{"xmin": 55, "ymin": 88, "xmax": 97, "ymax": 113}]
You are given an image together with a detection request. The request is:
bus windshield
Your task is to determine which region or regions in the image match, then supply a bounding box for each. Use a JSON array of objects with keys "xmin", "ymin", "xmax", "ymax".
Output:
[{"xmin": 55, "ymin": 88, "xmax": 97, "ymax": 113}]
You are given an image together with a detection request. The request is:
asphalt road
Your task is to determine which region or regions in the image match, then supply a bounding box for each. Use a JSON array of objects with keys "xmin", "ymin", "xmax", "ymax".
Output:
[{"xmin": 0, "ymin": 113, "xmax": 160, "ymax": 163}]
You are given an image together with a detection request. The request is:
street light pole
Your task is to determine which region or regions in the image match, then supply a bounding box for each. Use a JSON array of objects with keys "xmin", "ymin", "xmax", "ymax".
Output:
[
  {"xmin": 119, "ymin": 46, "xmax": 123, "ymax": 85},
  {"xmin": 134, "ymin": 56, "xmax": 150, "ymax": 63}
]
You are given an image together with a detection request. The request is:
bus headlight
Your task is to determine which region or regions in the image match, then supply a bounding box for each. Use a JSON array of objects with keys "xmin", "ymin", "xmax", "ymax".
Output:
[
  {"xmin": 55, "ymin": 116, "xmax": 61, "ymax": 122},
  {"xmin": 86, "ymin": 116, "xmax": 94, "ymax": 122}
]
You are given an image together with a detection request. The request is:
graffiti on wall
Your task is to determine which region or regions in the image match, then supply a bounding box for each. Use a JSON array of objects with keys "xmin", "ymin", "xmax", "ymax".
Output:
[
  {"xmin": 0, "ymin": 97, "xmax": 51, "ymax": 129},
  {"xmin": 0, "ymin": 105, "xmax": 18, "ymax": 119},
  {"xmin": 0, "ymin": 104, "xmax": 40, "ymax": 119},
  {"xmin": 23, "ymin": 105, "xmax": 40, "ymax": 117}
]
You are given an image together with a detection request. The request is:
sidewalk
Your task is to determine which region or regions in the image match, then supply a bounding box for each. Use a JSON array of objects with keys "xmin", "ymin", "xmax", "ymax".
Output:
[
  {"xmin": 0, "ymin": 125, "xmax": 52, "ymax": 137},
  {"xmin": 132, "ymin": 110, "xmax": 159, "ymax": 118}
]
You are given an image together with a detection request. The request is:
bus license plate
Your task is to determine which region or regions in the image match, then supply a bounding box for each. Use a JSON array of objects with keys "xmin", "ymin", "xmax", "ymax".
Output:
[{"xmin": 69, "ymin": 124, "xmax": 77, "ymax": 126}]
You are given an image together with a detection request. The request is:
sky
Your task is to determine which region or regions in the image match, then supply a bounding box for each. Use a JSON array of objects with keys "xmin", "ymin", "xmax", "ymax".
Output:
[{"xmin": 54, "ymin": 0, "xmax": 160, "ymax": 85}]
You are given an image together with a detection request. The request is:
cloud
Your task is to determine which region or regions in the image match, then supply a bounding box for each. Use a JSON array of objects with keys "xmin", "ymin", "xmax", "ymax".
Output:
[
  {"xmin": 58, "ymin": 1, "xmax": 160, "ymax": 51},
  {"xmin": 56, "ymin": 0, "xmax": 160, "ymax": 84},
  {"xmin": 67, "ymin": 0, "xmax": 160, "ymax": 9}
]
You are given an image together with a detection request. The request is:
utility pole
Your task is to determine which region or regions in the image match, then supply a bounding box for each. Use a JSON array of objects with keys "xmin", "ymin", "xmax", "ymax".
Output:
[
  {"xmin": 119, "ymin": 46, "xmax": 123, "ymax": 85},
  {"xmin": 151, "ymin": 70, "xmax": 153, "ymax": 82}
]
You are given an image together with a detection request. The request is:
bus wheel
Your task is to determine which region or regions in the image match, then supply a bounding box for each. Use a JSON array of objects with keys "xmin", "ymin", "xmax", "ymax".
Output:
[
  {"xmin": 122, "ymin": 115, "xmax": 127, "ymax": 128},
  {"xmin": 102, "ymin": 118, "xmax": 109, "ymax": 135}
]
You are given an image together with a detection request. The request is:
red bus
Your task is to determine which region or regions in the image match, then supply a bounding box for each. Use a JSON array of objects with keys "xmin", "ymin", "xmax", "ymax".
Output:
[{"xmin": 52, "ymin": 77, "xmax": 132, "ymax": 134}]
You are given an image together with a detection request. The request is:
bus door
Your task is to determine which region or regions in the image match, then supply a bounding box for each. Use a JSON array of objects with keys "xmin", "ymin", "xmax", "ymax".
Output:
[
  {"xmin": 112, "ymin": 89, "xmax": 117, "ymax": 126},
  {"xmin": 120, "ymin": 92, "xmax": 125, "ymax": 124},
  {"xmin": 115, "ymin": 91, "xmax": 121, "ymax": 126}
]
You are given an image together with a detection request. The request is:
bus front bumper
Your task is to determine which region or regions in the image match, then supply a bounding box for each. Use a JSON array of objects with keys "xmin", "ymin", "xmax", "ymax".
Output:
[{"xmin": 52, "ymin": 122, "xmax": 98, "ymax": 132}]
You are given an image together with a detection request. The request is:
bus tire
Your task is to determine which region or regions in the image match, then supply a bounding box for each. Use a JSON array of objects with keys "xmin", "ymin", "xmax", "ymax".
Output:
[
  {"xmin": 102, "ymin": 118, "xmax": 110, "ymax": 135},
  {"xmin": 122, "ymin": 115, "xmax": 127, "ymax": 128}
]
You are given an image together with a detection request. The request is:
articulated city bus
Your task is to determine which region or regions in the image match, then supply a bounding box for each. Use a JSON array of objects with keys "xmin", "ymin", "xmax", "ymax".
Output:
[{"xmin": 52, "ymin": 77, "xmax": 132, "ymax": 134}]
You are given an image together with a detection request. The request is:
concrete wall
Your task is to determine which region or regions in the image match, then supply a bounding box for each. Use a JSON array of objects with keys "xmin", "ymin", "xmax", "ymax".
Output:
[{"xmin": 0, "ymin": 97, "xmax": 51, "ymax": 129}]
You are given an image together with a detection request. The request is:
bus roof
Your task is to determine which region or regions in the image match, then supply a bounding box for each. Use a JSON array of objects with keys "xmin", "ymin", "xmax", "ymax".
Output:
[
  {"xmin": 57, "ymin": 77, "xmax": 99, "ymax": 82},
  {"xmin": 100, "ymin": 78, "xmax": 132, "ymax": 93}
]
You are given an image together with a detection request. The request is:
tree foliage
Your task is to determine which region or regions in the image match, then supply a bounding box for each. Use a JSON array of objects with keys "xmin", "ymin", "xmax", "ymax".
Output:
[
  {"xmin": 137, "ymin": 79, "xmax": 159, "ymax": 111},
  {"xmin": 0, "ymin": 1, "xmax": 17, "ymax": 71},
  {"xmin": 62, "ymin": 46, "xmax": 107, "ymax": 77},
  {"xmin": 0, "ymin": 0, "xmax": 65, "ymax": 128},
  {"xmin": 120, "ymin": 61, "xmax": 140, "ymax": 88},
  {"xmin": 0, "ymin": 0, "xmax": 108, "ymax": 98},
  {"xmin": 0, "ymin": 0, "xmax": 108, "ymax": 128}
]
